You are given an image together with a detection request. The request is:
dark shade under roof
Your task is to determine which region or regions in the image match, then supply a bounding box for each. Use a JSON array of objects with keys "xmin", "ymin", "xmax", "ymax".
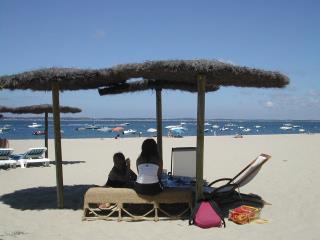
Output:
[{"xmin": 98, "ymin": 78, "xmax": 220, "ymax": 95}]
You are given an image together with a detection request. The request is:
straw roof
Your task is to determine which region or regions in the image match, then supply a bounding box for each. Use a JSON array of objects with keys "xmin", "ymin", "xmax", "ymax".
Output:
[
  {"xmin": 0, "ymin": 104, "xmax": 81, "ymax": 114},
  {"xmin": 0, "ymin": 60, "xmax": 289, "ymax": 92},
  {"xmin": 0, "ymin": 68, "xmax": 105, "ymax": 91}
]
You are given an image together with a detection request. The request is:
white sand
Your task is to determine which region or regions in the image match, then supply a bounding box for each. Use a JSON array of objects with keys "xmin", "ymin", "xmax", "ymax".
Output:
[{"xmin": 0, "ymin": 134, "xmax": 319, "ymax": 239}]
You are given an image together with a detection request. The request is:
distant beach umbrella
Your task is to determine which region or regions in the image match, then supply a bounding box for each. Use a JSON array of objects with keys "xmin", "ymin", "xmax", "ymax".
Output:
[{"xmin": 0, "ymin": 104, "xmax": 81, "ymax": 157}]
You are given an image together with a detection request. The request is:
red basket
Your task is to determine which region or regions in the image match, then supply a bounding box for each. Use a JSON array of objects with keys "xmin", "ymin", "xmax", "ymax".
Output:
[{"xmin": 228, "ymin": 205, "xmax": 261, "ymax": 224}]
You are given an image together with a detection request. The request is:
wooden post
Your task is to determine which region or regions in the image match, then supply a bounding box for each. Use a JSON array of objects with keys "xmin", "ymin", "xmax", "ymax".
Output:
[
  {"xmin": 156, "ymin": 88, "xmax": 163, "ymax": 164},
  {"xmin": 44, "ymin": 112, "xmax": 48, "ymax": 158},
  {"xmin": 52, "ymin": 82, "xmax": 64, "ymax": 208},
  {"xmin": 196, "ymin": 75, "xmax": 206, "ymax": 202}
]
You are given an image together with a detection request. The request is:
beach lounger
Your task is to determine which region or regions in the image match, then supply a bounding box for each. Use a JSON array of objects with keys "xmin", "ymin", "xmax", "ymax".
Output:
[
  {"xmin": 11, "ymin": 147, "xmax": 50, "ymax": 168},
  {"xmin": 0, "ymin": 148, "xmax": 16, "ymax": 168},
  {"xmin": 206, "ymin": 153, "xmax": 271, "ymax": 197},
  {"xmin": 83, "ymin": 187, "xmax": 193, "ymax": 221}
]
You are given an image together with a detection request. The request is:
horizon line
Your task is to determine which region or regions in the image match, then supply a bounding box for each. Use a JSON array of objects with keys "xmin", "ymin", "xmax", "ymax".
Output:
[{"xmin": 2, "ymin": 116, "xmax": 320, "ymax": 121}]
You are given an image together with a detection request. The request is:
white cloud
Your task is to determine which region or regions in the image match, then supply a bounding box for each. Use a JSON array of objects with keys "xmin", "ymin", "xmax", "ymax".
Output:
[{"xmin": 265, "ymin": 100, "xmax": 274, "ymax": 108}]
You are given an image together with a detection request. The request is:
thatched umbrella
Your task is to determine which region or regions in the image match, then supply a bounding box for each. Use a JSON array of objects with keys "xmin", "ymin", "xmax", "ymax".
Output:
[
  {"xmin": 0, "ymin": 59, "xmax": 289, "ymax": 206},
  {"xmin": 0, "ymin": 105, "xmax": 81, "ymax": 158},
  {"xmin": 96, "ymin": 60, "xmax": 289, "ymax": 201}
]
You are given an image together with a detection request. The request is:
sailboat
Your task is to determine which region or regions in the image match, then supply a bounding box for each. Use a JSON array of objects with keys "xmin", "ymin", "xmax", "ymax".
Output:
[{"xmin": 28, "ymin": 122, "xmax": 42, "ymax": 128}]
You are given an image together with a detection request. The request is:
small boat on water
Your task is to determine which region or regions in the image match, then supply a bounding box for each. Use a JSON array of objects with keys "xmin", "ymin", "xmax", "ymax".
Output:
[
  {"xmin": 165, "ymin": 125, "xmax": 179, "ymax": 129},
  {"xmin": 33, "ymin": 130, "xmax": 46, "ymax": 135},
  {"xmin": 299, "ymin": 129, "xmax": 305, "ymax": 132},
  {"xmin": 0, "ymin": 125, "xmax": 12, "ymax": 131},
  {"xmin": 147, "ymin": 128, "xmax": 157, "ymax": 133},
  {"xmin": 85, "ymin": 124, "xmax": 100, "ymax": 130},
  {"xmin": 212, "ymin": 125, "xmax": 219, "ymax": 129},
  {"xmin": 28, "ymin": 123, "xmax": 42, "ymax": 128},
  {"xmin": 280, "ymin": 126, "xmax": 292, "ymax": 130},
  {"xmin": 97, "ymin": 127, "xmax": 112, "ymax": 132},
  {"xmin": 242, "ymin": 128, "xmax": 251, "ymax": 132},
  {"xmin": 119, "ymin": 123, "xmax": 130, "ymax": 126},
  {"xmin": 124, "ymin": 129, "xmax": 137, "ymax": 135}
]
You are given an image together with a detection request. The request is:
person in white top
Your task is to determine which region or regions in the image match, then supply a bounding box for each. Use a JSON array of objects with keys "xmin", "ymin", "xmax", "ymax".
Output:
[{"xmin": 134, "ymin": 139, "xmax": 163, "ymax": 195}]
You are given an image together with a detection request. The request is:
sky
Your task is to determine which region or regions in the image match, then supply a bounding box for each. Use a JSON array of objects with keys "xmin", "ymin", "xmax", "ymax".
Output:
[{"xmin": 0, "ymin": 0, "xmax": 319, "ymax": 120}]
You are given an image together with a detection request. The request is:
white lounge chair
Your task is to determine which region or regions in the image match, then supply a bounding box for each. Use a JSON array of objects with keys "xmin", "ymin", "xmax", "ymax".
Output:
[
  {"xmin": 0, "ymin": 148, "xmax": 16, "ymax": 168},
  {"xmin": 11, "ymin": 147, "xmax": 50, "ymax": 168},
  {"xmin": 207, "ymin": 153, "xmax": 271, "ymax": 196}
]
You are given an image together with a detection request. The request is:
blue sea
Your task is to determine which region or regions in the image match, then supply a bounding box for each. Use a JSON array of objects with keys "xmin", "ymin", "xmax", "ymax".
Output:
[{"xmin": 0, "ymin": 117, "xmax": 320, "ymax": 140}]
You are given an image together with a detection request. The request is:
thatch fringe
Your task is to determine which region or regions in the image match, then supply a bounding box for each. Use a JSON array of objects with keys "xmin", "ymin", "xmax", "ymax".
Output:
[
  {"xmin": 0, "ymin": 60, "xmax": 289, "ymax": 92},
  {"xmin": 98, "ymin": 79, "xmax": 219, "ymax": 95},
  {"xmin": 0, "ymin": 104, "xmax": 81, "ymax": 114}
]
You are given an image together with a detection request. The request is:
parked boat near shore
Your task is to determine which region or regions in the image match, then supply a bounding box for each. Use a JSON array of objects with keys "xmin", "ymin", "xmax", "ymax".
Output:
[{"xmin": 28, "ymin": 122, "xmax": 42, "ymax": 128}]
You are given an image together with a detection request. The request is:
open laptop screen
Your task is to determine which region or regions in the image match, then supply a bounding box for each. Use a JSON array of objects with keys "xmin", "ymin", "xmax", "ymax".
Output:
[{"xmin": 170, "ymin": 147, "xmax": 196, "ymax": 179}]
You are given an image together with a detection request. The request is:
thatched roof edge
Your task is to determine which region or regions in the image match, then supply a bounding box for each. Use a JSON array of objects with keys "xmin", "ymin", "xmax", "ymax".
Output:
[
  {"xmin": 0, "ymin": 104, "xmax": 82, "ymax": 114},
  {"xmin": 0, "ymin": 60, "xmax": 289, "ymax": 91}
]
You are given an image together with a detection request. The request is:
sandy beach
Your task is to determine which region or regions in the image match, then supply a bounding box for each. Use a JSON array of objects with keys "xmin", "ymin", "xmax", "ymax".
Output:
[{"xmin": 0, "ymin": 134, "xmax": 319, "ymax": 240}]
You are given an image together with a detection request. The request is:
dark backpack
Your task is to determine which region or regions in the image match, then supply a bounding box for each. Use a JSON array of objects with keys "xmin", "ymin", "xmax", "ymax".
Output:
[{"xmin": 189, "ymin": 200, "xmax": 226, "ymax": 228}]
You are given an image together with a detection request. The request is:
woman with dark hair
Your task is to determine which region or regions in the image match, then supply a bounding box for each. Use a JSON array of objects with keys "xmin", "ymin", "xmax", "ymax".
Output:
[
  {"xmin": 106, "ymin": 152, "xmax": 137, "ymax": 188},
  {"xmin": 134, "ymin": 138, "xmax": 163, "ymax": 195}
]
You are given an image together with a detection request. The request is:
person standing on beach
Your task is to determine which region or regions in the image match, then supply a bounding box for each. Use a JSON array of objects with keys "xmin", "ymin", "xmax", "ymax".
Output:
[{"xmin": 134, "ymin": 138, "xmax": 163, "ymax": 195}]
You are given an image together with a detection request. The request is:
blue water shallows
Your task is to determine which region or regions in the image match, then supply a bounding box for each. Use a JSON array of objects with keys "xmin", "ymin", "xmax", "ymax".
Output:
[{"xmin": 0, "ymin": 118, "xmax": 319, "ymax": 140}]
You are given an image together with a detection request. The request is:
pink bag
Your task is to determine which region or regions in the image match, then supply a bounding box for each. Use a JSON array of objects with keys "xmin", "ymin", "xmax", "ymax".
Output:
[{"xmin": 189, "ymin": 200, "xmax": 226, "ymax": 228}]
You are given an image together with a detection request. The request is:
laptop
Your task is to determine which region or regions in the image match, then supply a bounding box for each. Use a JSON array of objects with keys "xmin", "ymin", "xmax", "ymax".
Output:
[{"xmin": 170, "ymin": 147, "xmax": 197, "ymax": 180}]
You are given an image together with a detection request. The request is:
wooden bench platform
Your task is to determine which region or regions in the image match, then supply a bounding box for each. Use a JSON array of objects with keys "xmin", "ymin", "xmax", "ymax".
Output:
[{"xmin": 83, "ymin": 187, "xmax": 193, "ymax": 221}]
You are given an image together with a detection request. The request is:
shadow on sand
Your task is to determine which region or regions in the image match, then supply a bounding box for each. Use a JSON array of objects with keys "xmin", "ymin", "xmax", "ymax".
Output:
[
  {"xmin": 215, "ymin": 192, "xmax": 266, "ymax": 218},
  {"xmin": 0, "ymin": 184, "xmax": 96, "ymax": 210}
]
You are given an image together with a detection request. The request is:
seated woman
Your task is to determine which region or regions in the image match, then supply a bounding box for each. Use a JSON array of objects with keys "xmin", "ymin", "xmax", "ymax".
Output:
[
  {"xmin": 99, "ymin": 152, "xmax": 137, "ymax": 210},
  {"xmin": 105, "ymin": 152, "xmax": 137, "ymax": 188},
  {"xmin": 134, "ymin": 138, "xmax": 163, "ymax": 195}
]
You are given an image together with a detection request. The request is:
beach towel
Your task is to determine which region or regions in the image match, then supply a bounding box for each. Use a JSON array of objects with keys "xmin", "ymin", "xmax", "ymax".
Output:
[{"xmin": 189, "ymin": 200, "xmax": 225, "ymax": 228}]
